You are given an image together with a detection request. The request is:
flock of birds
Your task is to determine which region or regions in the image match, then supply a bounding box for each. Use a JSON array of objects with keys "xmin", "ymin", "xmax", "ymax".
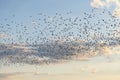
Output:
[{"xmin": 0, "ymin": 9, "xmax": 120, "ymax": 65}]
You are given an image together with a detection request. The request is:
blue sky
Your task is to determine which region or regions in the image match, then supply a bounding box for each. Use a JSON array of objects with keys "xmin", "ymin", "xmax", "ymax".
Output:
[
  {"xmin": 0, "ymin": 0, "xmax": 94, "ymax": 27},
  {"xmin": 0, "ymin": 0, "xmax": 91, "ymax": 18},
  {"xmin": 0, "ymin": 0, "xmax": 92, "ymax": 26},
  {"xmin": 0, "ymin": 0, "xmax": 92, "ymax": 44},
  {"xmin": 0, "ymin": 0, "xmax": 120, "ymax": 44}
]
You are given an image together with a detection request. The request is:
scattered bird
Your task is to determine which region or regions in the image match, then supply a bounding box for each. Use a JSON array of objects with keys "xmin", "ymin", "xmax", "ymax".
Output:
[{"xmin": 0, "ymin": 9, "xmax": 120, "ymax": 65}]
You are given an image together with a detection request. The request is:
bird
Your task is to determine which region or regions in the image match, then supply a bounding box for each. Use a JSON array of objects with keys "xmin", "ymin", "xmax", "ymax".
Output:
[{"xmin": 0, "ymin": 8, "xmax": 120, "ymax": 65}]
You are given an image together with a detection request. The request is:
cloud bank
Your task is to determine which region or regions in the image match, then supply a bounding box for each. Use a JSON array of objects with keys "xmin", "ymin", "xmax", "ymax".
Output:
[{"xmin": 0, "ymin": 37, "xmax": 120, "ymax": 65}]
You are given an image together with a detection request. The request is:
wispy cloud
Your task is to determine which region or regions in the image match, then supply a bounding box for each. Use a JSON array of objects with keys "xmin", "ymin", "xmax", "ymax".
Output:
[
  {"xmin": 90, "ymin": 0, "xmax": 120, "ymax": 18},
  {"xmin": 0, "ymin": 72, "xmax": 30, "ymax": 80},
  {"xmin": 0, "ymin": 33, "xmax": 9, "ymax": 38}
]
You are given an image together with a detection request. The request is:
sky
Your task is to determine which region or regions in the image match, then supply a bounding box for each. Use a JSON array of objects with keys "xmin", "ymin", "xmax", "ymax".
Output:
[
  {"xmin": 0, "ymin": 0, "xmax": 120, "ymax": 80},
  {"xmin": 0, "ymin": 0, "xmax": 120, "ymax": 44},
  {"xmin": 0, "ymin": 0, "xmax": 91, "ymax": 23},
  {"xmin": 1, "ymin": 0, "xmax": 120, "ymax": 63},
  {"xmin": 0, "ymin": 0, "xmax": 92, "ymax": 44},
  {"xmin": 0, "ymin": 0, "xmax": 91, "ymax": 16},
  {"xmin": 0, "ymin": 0, "xmax": 120, "ymax": 20}
]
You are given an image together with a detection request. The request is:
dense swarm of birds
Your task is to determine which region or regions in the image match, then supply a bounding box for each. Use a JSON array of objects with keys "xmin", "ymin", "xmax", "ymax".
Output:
[{"xmin": 0, "ymin": 9, "xmax": 120, "ymax": 65}]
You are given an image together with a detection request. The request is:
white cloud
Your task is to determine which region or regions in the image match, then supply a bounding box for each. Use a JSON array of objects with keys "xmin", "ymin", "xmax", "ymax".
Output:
[
  {"xmin": 90, "ymin": 0, "xmax": 120, "ymax": 18},
  {"xmin": 91, "ymin": 0, "xmax": 105, "ymax": 8},
  {"xmin": 112, "ymin": 8, "xmax": 120, "ymax": 18},
  {"xmin": 106, "ymin": 0, "xmax": 120, "ymax": 8},
  {"xmin": 91, "ymin": 0, "xmax": 120, "ymax": 8}
]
